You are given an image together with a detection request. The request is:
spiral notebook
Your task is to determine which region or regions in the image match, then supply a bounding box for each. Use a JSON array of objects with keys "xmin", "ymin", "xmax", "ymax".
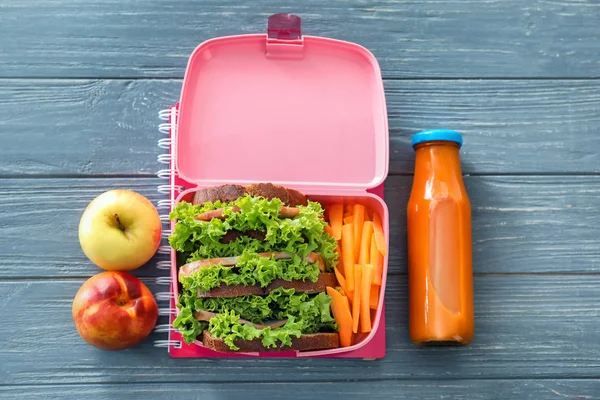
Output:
[{"xmin": 152, "ymin": 103, "xmax": 387, "ymax": 358}]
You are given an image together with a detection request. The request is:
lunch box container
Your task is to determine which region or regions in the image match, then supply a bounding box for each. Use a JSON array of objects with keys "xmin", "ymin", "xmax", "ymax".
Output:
[{"xmin": 167, "ymin": 13, "xmax": 390, "ymax": 358}]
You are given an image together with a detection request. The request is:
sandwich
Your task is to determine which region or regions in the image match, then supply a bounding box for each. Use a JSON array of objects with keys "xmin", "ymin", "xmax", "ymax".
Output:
[{"xmin": 169, "ymin": 183, "xmax": 341, "ymax": 352}]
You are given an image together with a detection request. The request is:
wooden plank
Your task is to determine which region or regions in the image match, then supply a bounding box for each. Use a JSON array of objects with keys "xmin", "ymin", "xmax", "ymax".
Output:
[
  {"xmin": 386, "ymin": 79, "xmax": 600, "ymax": 174},
  {"xmin": 2, "ymin": 175, "xmax": 600, "ymax": 278},
  {"xmin": 1, "ymin": 276, "xmax": 599, "ymax": 385},
  {"xmin": 1, "ymin": 1, "xmax": 600, "ymax": 78},
  {"xmin": 0, "ymin": 178, "xmax": 169, "ymax": 278},
  {"xmin": 467, "ymin": 176, "xmax": 600, "ymax": 274},
  {"xmin": 2, "ymin": 79, "xmax": 600, "ymax": 176},
  {"xmin": 0, "ymin": 380, "xmax": 598, "ymax": 400},
  {"xmin": 0, "ymin": 79, "xmax": 178, "ymax": 176},
  {"xmin": 387, "ymin": 175, "xmax": 600, "ymax": 275}
]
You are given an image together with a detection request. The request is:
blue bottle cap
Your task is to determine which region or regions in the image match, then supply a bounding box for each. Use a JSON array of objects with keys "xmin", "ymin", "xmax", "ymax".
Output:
[{"xmin": 411, "ymin": 129, "xmax": 463, "ymax": 148}]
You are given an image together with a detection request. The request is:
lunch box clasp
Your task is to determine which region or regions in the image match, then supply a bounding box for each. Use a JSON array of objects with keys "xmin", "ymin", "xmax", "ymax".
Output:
[{"xmin": 266, "ymin": 13, "xmax": 304, "ymax": 60}]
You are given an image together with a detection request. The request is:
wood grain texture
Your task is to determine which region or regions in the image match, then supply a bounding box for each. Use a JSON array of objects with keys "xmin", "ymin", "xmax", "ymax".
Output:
[
  {"xmin": 0, "ymin": 178, "xmax": 169, "ymax": 278},
  {"xmin": 387, "ymin": 175, "xmax": 600, "ymax": 275},
  {"xmin": 2, "ymin": 175, "xmax": 599, "ymax": 278},
  {"xmin": 1, "ymin": 276, "xmax": 599, "ymax": 385},
  {"xmin": 2, "ymin": 0, "xmax": 598, "ymax": 396},
  {"xmin": 1, "ymin": 0, "xmax": 600, "ymax": 78},
  {"xmin": 0, "ymin": 80, "xmax": 177, "ymax": 176},
  {"xmin": 3, "ymin": 79, "xmax": 600, "ymax": 176},
  {"xmin": 0, "ymin": 380, "xmax": 598, "ymax": 400},
  {"xmin": 386, "ymin": 79, "xmax": 600, "ymax": 174}
]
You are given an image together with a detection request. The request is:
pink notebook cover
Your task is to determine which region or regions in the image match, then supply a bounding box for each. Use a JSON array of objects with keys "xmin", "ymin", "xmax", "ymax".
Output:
[{"xmin": 156, "ymin": 102, "xmax": 387, "ymax": 359}]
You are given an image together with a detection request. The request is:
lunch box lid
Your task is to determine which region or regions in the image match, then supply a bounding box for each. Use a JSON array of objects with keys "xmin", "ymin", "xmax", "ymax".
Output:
[{"xmin": 174, "ymin": 13, "xmax": 389, "ymax": 190}]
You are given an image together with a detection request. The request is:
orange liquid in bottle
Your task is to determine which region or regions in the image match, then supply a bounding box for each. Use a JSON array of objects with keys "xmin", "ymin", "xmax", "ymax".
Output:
[{"xmin": 407, "ymin": 131, "xmax": 474, "ymax": 346}]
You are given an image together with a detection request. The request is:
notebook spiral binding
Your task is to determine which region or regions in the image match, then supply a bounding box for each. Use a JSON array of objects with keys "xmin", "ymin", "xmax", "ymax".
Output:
[{"xmin": 153, "ymin": 106, "xmax": 183, "ymax": 349}]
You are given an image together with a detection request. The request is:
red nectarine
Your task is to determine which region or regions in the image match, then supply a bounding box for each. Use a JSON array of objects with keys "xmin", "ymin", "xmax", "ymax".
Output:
[{"xmin": 72, "ymin": 271, "xmax": 158, "ymax": 351}]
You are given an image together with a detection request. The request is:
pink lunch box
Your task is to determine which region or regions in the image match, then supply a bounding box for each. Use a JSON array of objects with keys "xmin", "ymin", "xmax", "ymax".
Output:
[{"xmin": 168, "ymin": 13, "xmax": 390, "ymax": 359}]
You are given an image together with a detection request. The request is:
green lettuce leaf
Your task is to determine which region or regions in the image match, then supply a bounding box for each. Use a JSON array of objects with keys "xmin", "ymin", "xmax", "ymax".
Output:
[
  {"xmin": 168, "ymin": 195, "xmax": 338, "ymax": 270},
  {"xmin": 270, "ymin": 289, "xmax": 338, "ymax": 334},
  {"xmin": 179, "ymin": 251, "xmax": 321, "ymax": 294},
  {"xmin": 172, "ymin": 306, "xmax": 209, "ymax": 345},
  {"xmin": 208, "ymin": 310, "xmax": 303, "ymax": 351},
  {"xmin": 192, "ymin": 293, "xmax": 273, "ymax": 324}
]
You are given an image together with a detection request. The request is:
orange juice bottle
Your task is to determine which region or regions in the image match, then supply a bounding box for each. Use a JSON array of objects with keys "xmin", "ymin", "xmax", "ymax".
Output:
[{"xmin": 407, "ymin": 130, "xmax": 474, "ymax": 346}]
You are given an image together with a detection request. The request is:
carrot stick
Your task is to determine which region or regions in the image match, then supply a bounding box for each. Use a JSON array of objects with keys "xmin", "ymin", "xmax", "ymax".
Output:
[
  {"xmin": 369, "ymin": 285, "xmax": 379, "ymax": 309},
  {"xmin": 341, "ymin": 224, "xmax": 355, "ymax": 292},
  {"xmin": 370, "ymin": 234, "xmax": 383, "ymax": 286},
  {"xmin": 360, "ymin": 264, "xmax": 374, "ymax": 332},
  {"xmin": 326, "ymin": 287, "xmax": 354, "ymax": 347},
  {"xmin": 342, "ymin": 295, "xmax": 351, "ymax": 312},
  {"xmin": 343, "ymin": 216, "xmax": 353, "ymax": 225},
  {"xmin": 335, "ymin": 241, "xmax": 344, "ymax": 273},
  {"xmin": 372, "ymin": 212, "xmax": 387, "ymax": 256},
  {"xmin": 353, "ymin": 205, "xmax": 365, "ymax": 262},
  {"xmin": 334, "ymin": 266, "xmax": 346, "ymax": 286},
  {"xmin": 329, "ymin": 204, "xmax": 343, "ymax": 241},
  {"xmin": 334, "ymin": 266, "xmax": 352, "ymax": 302},
  {"xmin": 352, "ymin": 264, "xmax": 362, "ymax": 333},
  {"xmin": 324, "ymin": 224, "xmax": 334, "ymax": 238},
  {"xmin": 358, "ymin": 221, "xmax": 374, "ymax": 265}
]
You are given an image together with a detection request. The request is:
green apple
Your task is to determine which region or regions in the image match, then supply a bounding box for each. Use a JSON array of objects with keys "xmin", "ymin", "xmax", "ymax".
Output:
[{"xmin": 78, "ymin": 189, "xmax": 162, "ymax": 271}]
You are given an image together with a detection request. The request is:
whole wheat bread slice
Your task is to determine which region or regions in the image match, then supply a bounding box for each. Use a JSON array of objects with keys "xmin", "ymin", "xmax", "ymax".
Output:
[
  {"xmin": 192, "ymin": 184, "xmax": 247, "ymax": 206},
  {"xmin": 202, "ymin": 330, "xmax": 340, "ymax": 353},
  {"xmin": 198, "ymin": 273, "xmax": 338, "ymax": 298},
  {"xmin": 192, "ymin": 183, "xmax": 308, "ymax": 207},
  {"xmin": 198, "ymin": 282, "xmax": 265, "ymax": 298},
  {"xmin": 265, "ymin": 273, "xmax": 337, "ymax": 294}
]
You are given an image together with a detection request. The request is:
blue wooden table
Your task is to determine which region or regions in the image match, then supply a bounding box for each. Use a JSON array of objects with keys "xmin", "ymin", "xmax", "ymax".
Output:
[{"xmin": 1, "ymin": 1, "xmax": 599, "ymax": 399}]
